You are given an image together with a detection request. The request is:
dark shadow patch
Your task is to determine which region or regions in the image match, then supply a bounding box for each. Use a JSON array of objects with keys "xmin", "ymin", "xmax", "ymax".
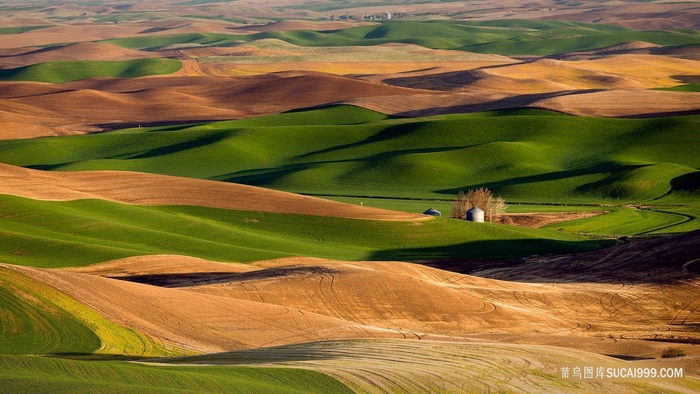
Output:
[
  {"xmin": 469, "ymin": 230, "xmax": 700, "ymax": 284},
  {"xmin": 112, "ymin": 265, "xmax": 338, "ymax": 288},
  {"xmin": 394, "ymin": 90, "xmax": 603, "ymax": 117},
  {"xmin": 604, "ymin": 354, "xmax": 654, "ymax": 361},
  {"xmin": 436, "ymin": 162, "xmax": 646, "ymax": 197}
]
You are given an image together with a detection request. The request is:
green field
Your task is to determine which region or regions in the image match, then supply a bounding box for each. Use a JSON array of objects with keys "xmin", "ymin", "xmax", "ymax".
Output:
[
  {"xmin": 327, "ymin": 197, "xmax": 698, "ymax": 236},
  {"xmin": 0, "ymin": 26, "xmax": 48, "ymax": 35},
  {"xmin": 0, "ymin": 194, "xmax": 604, "ymax": 268},
  {"xmin": 1, "ymin": 106, "xmax": 697, "ymax": 207},
  {"xmin": 0, "ymin": 267, "xmax": 175, "ymax": 357},
  {"xmin": 106, "ymin": 20, "xmax": 700, "ymax": 56},
  {"xmin": 259, "ymin": 20, "xmax": 700, "ymax": 56},
  {"xmin": 654, "ymin": 83, "xmax": 700, "ymax": 92},
  {"xmin": 543, "ymin": 207, "xmax": 691, "ymax": 236},
  {"xmin": 0, "ymin": 58, "xmax": 182, "ymax": 83},
  {"xmin": 0, "ymin": 355, "xmax": 353, "ymax": 394},
  {"xmin": 107, "ymin": 33, "xmax": 248, "ymax": 50}
]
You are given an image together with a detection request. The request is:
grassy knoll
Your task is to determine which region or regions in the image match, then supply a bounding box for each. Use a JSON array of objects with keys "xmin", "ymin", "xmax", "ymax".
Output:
[
  {"xmin": 543, "ymin": 207, "xmax": 689, "ymax": 236},
  {"xmin": 107, "ymin": 33, "xmax": 248, "ymax": 50},
  {"xmin": 260, "ymin": 20, "xmax": 700, "ymax": 55},
  {"xmin": 0, "ymin": 26, "xmax": 48, "ymax": 35},
  {"xmin": 1, "ymin": 106, "xmax": 697, "ymax": 207},
  {"xmin": 0, "ymin": 58, "xmax": 182, "ymax": 83},
  {"xmin": 654, "ymin": 83, "xmax": 700, "ymax": 92},
  {"xmin": 106, "ymin": 20, "xmax": 700, "ymax": 56},
  {"xmin": 0, "ymin": 194, "xmax": 603, "ymax": 268},
  {"xmin": 0, "ymin": 355, "xmax": 353, "ymax": 394},
  {"xmin": 0, "ymin": 267, "xmax": 173, "ymax": 357}
]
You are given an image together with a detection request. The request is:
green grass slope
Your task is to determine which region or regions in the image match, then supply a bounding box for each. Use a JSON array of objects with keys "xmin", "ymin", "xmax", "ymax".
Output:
[
  {"xmin": 258, "ymin": 20, "xmax": 669, "ymax": 55},
  {"xmin": 0, "ymin": 26, "xmax": 48, "ymax": 35},
  {"xmin": 544, "ymin": 208, "xmax": 689, "ymax": 236},
  {"xmin": 1, "ymin": 106, "xmax": 697, "ymax": 206},
  {"xmin": 107, "ymin": 33, "xmax": 248, "ymax": 50},
  {"xmin": 0, "ymin": 58, "xmax": 182, "ymax": 83},
  {"xmin": 0, "ymin": 355, "xmax": 353, "ymax": 394},
  {"xmin": 0, "ymin": 267, "xmax": 173, "ymax": 357},
  {"xmin": 654, "ymin": 83, "xmax": 700, "ymax": 92},
  {"xmin": 106, "ymin": 20, "xmax": 700, "ymax": 56},
  {"xmin": 0, "ymin": 194, "xmax": 602, "ymax": 268}
]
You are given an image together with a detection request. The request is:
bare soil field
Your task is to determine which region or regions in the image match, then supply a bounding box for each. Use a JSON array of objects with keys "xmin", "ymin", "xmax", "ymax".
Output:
[
  {"xmin": 0, "ymin": 17, "xmax": 696, "ymax": 140},
  {"xmin": 0, "ymin": 20, "xmax": 240, "ymax": 49},
  {"xmin": 21, "ymin": 230, "xmax": 693, "ymax": 362},
  {"xmin": 378, "ymin": 55, "xmax": 700, "ymax": 93},
  {"xmin": 536, "ymin": 2, "xmax": 700, "ymax": 30},
  {"xmin": 5, "ymin": 263, "xmax": 407, "ymax": 353},
  {"xmin": 0, "ymin": 42, "xmax": 152, "ymax": 68},
  {"xmin": 0, "ymin": 164, "xmax": 424, "ymax": 221},
  {"xmin": 3, "ymin": 68, "xmax": 697, "ymax": 140},
  {"xmin": 500, "ymin": 211, "xmax": 606, "ymax": 228},
  {"xmin": 0, "ymin": 72, "xmax": 427, "ymax": 139},
  {"xmin": 345, "ymin": 89, "xmax": 700, "ymax": 118},
  {"xmin": 164, "ymin": 340, "xmax": 699, "ymax": 394},
  {"xmin": 553, "ymin": 41, "xmax": 700, "ymax": 61}
]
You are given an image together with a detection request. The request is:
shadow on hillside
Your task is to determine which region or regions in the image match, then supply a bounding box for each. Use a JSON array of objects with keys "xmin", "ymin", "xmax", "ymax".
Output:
[
  {"xmin": 216, "ymin": 145, "xmax": 470, "ymax": 185},
  {"xmin": 456, "ymin": 231, "xmax": 700, "ymax": 285},
  {"xmin": 381, "ymin": 63, "xmax": 525, "ymax": 91},
  {"xmin": 369, "ymin": 237, "xmax": 607, "ymax": 267},
  {"xmin": 296, "ymin": 122, "xmax": 435, "ymax": 159},
  {"xmin": 436, "ymin": 162, "xmax": 647, "ymax": 197},
  {"xmin": 394, "ymin": 89, "xmax": 602, "ymax": 117},
  {"xmin": 93, "ymin": 119, "xmax": 220, "ymax": 131},
  {"xmin": 112, "ymin": 265, "xmax": 337, "ymax": 288},
  {"xmin": 151, "ymin": 341, "xmax": 349, "ymax": 365}
]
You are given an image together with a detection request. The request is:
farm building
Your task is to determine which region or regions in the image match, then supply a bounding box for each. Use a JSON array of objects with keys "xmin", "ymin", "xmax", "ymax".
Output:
[
  {"xmin": 466, "ymin": 206, "xmax": 484, "ymax": 222},
  {"xmin": 423, "ymin": 207, "xmax": 441, "ymax": 217}
]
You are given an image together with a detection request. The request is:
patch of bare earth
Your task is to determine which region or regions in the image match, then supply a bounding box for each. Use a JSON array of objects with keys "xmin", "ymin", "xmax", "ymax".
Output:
[
  {"xmin": 2, "ymin": 231, "xmax": 699, "ymax": 390},
  {"xmin": 345, "ymin": 89, "xmax": 700, "ymax": 118},
  {"xmin": 501, "ymin": 211, "xmax": 606, "ymax": 228},
  {"xmin": 162, "ymin": 340, "xmax": 698, "ymax": 394},
  {"xmin": 0, "ymin": 72, "xmax": 431, "ymax": 140},
  {"xmin": 0, "ymin": 42, "xmax": 152, "ymax": 68},
  {"xmin": 50, "ymin": 231, "xmax": 700, "ymax": 362}
]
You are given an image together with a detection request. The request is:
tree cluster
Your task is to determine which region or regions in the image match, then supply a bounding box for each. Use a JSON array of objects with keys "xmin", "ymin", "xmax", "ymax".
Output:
[{"xmin": 451, "ymin": 187, "xmax": 507, "ymax": 222}]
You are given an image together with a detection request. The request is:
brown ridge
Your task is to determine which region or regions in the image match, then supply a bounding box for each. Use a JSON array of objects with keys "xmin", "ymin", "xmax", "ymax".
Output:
[{"xmin": 0, "ymin": 163, "xmax": 427, "ymax": 221}]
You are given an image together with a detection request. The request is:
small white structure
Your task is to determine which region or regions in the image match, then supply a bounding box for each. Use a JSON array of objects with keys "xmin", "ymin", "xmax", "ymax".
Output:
[
  {"xmin": 423, "ymin": 207, "xmax": 441, "ymax": 217},
  {"xmin": 466, "ymin": 206, "xmax": 484, "ymax": 223}
]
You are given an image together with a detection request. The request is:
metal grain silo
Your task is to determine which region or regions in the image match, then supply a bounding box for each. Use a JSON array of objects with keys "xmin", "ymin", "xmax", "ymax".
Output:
[{"xmin": 466, "ymin": 206, "xmax": 484, "ymax": 223}]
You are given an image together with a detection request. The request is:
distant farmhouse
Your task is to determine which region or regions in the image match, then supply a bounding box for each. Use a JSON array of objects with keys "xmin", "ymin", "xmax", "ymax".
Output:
[
  {"xmin": 327, "ymin": 11, "xmax": 395, "ymax": 21},
  {"xmin": 364, "ymin": 12, "xmax": 392, "ymax": 21}
]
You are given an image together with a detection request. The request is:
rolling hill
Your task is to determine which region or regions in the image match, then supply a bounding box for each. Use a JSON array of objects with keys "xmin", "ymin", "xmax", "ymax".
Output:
[
  {"xmin": 0, "ymin": 106, "xmax": 696, "ymax": 206},
  {"xmin": 0, "ymin": 7, "xmax": 698, "ymax": 393},
  {"xmin": 0, "ymin": 58, "xmax": 183, "ymax": 83},
  {"xmin": 0, "ymin": 42, "xmax": 152, "ymax": 68},
  {"xmin": 0, "ymin": 353, "xmax": 353, "ymax": 394},
  {"xmin": 105, "ymin": 20, "xmax": 700, "ymax": 57},
  {"xmin": 0, "ymin": 192, "xmax": 601, "ymax": 268},
  {"xmin": 0, "ymin": 163, "xmax": 421, "ymax": 221}
]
